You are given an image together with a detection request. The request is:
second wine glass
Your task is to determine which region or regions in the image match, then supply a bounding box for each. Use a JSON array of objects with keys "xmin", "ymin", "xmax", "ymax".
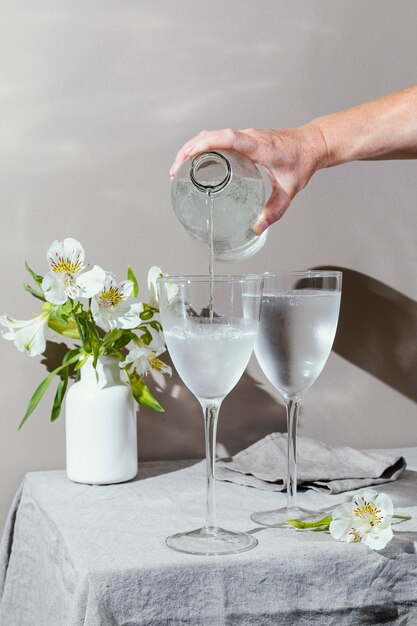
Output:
[
  {"xmin": 251, "ymin": 271, "xmax": 342, "ymax": 527},
  {"xmin": 157, "ymin": 275, "xmax": 263, "ymax": 555}
]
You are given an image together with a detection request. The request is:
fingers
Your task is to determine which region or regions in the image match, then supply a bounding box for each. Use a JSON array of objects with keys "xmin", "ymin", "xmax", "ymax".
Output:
[
  {"xmin": 253, "ymin": 184, "xmax": 291, "ymax": 235},
  {"xmin": 170, "ymin": 129, "xmax": 258, "ymax": 177}
]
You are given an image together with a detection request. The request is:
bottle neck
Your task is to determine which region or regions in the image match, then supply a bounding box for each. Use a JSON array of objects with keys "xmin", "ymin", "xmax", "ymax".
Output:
[
  {"xmin": 80, "ymin": 356, "xmax": 121, "ymax": 387},
  {"xmin": 190, "ymin": 151, "xmax": 232, "ymax": 194}
]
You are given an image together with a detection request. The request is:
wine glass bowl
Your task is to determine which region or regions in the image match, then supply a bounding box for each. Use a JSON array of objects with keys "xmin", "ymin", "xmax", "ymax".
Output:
[
  {"xmin": 251, "ymin": 271, "xmax": 342, "ymax": 527},
  {"xmin": 157, "ymin": 275, "xmax": 263, "ymax": 555}
]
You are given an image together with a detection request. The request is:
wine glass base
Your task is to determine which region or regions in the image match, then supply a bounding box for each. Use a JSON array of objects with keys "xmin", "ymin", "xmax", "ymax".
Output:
[
  {"xmin": 165, "ymin": 526, "xmax": 258, "ymax": 556},
  {"xmin": 251, "ymin": 507, "xmax": 325, "ymax": 528}
]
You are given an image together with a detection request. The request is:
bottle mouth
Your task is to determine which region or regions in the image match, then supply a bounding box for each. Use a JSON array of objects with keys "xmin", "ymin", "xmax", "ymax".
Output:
[{"xmin": 190, "ymin": 151, "xmax": 232, "ymax": 194}]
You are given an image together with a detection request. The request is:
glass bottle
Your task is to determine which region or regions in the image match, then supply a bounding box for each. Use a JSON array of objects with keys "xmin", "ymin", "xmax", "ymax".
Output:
[{"xmin": 171, "ymin": 149, "xmax": 267, "ymax": 261}]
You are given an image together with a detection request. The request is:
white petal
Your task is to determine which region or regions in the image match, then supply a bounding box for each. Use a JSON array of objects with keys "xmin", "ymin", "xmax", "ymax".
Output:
[
  {"xmin": 118, "ymin": 280, "xmax": 134, "ymax": 300},
  {"xmin": 147, "ymin": 266, "xmax": 164, "ymax": 306},
  {"xmin": 375, "ymin": 493, "xmax": 394, "ymax": 518},
  {"xmin": 147, "ymin": 326, "xmax": 166, "ymax": 354},
  {"xmin": 329, "ymin": 517, "xmax": 354, "ymax": 542},
  {"xmin": 101, "ymin": 272, "xmax": 118, "ymax": 292},
  {"xmin": 46, "ymin": 240, "xmax": 64, "ymax": 270},
  {"xmin": 46, "ymin": 238, "xmax": 85, "ymax": 272},
  {"xmin": 167, "ymin": 283, "xmax": 179, "ymax": 304},
  {"xmin": 122, "ymin": 345, "xmax": 152, "ymax": 376},
  {"xmin": 154, "ymin": 361, "xmax": 172, "ymax": 377},
  {"xmin": 42, "ymin": 272, "xmax": 68, "ymax": 304},
  {"xmin": 332, "ymin": 502, "xmax": 353, "ymax": 520},
  {"xmin": 62, "ymin": 238, "xmax": 85, "ymax": 269},
  {"xmin": 0, "ymin": 312, "xmax": 49, "ymax": 356},
  {"xmin": 353, "ymin": 490, "xmax": 379, "ymax": 508},
  {"xmin": 91, "ymin": 303, "xmax": 117, "ymax": 331},
  {"xmin": 364, "ymin": 526, "xmax": 393, "ymax": 550},
  {"xmin": 147, "ymin": 266, "xmax": 163, "ymax": 290},
  {"xmin": 116, "ymin": 301, "xmax": 143, "ymax": 329},
  {"xmin": 76, "ymin": 265, "xmax": 106, "ymax": 298}
]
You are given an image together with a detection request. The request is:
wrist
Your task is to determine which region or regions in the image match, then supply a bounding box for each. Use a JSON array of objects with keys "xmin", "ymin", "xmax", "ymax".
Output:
[{"xmin": 298, "ymin": 122, "xmax": 330, "ymax": 173}]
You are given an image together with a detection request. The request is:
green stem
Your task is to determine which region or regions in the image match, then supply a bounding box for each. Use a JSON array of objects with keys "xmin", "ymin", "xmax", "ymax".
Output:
[
  {"xmin": 393, "ymin": 514, "xmax": 412, "ymax": 521},
  {"xmin": 71, "ymin": 307, "xmax": 84, "ymax": 345}
]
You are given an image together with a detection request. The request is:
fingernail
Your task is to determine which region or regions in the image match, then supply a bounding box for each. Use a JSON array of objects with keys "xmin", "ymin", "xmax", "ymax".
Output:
[
  {"xmin": 185, "ymin": 144, "xmax": 195, "ymax": 155},
  {"xmin": 255, "ymin": 219, "xmax": 269, "ymax": 235},
  {"xmin": 170, "ymin": 174, "xmax": 174, "ymax": 180}
]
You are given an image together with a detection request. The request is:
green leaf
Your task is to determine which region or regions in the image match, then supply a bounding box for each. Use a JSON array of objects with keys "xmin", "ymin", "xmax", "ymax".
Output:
[
  {"xmin": 75, "ymin": 353, "xmax": 91, "ymax": 371},
  {"xmin": 23, "ymin": 283, "xmax": 45, "ymax": 301},
  {"xmin": 51, "ymin": 371, "xmax": 69, "ymax": 422},
  {"xmin": 18, "ymin": 350, "xmax": 81, "ymax": 430},
  {"xmin": 48, "ymin": 317, "xmax": 80, "ymax": 339},
  {"xmin": 50, "ymin": 348, "xmax": 82, "ymax": 422},
  {"xmin": 285, "ymin": 515, "xmax": 333, "ymax": 531},
  {"xmin": 24, "ymin": 261, "xmax": 44, "ymax": 287},
  {"xmin": 127, "ymin": 371, "xmax": 164, "ymax": 412},
  {"xmin": 101, "ymin": 329, "xmax": 124, "ymax": 348},
  {"xmin": 76, "ymin": 315, "xmax": 91, "ymax": 352},
  {"xmin": 127, "ymin": 266, "xmax": 139, "ymax": 297},
  {"xmin": 53, "ymin": 300, "xmax": 73, "ymax": 324}
]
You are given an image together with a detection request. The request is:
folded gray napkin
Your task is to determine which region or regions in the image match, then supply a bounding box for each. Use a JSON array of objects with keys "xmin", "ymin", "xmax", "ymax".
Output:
[{"xmin": 216, "ymin": 433, "xmax": 406, "ymax": 494}]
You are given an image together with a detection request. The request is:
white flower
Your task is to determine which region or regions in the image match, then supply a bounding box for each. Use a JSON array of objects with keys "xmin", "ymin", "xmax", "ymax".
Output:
[
  {"xmin": 329, "ymin": 489, "xmax": 394, "ymax": 551},
  {"xmin": 121, "ymin": 328, "xmax": 171, "ymax": 377},
  {"xmin": 0, "ymin": 311, "xmax": 51, "ymax": 356},
  {"xmin": 147, "ymin": 266, "xmax": 164, "ymax": 307},
  {"xmin": 42, "ymin": 238, "xmax": 106, "ymax": 305},
  {"xmin": 147, "ymin": 266, "xmax": 178, "ymax": 306},
  {"xmin": 91, "ymin": 273, "xmax": 143, "ymax": 331}
]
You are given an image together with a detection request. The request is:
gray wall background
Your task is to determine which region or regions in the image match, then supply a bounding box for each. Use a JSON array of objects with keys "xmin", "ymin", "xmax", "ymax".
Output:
[{"xmin": 1, "ymin": 0, "xmax": 416, "ymax": 532}]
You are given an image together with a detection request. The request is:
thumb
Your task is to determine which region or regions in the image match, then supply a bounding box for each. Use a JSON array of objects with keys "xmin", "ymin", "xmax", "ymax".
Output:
[{"xmin": 253, "ymin": 185, "xmax": 291, "ymax": 235}]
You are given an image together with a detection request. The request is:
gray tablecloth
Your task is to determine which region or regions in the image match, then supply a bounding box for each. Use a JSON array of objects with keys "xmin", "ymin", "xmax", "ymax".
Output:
[{"xmin": 1, "ymin": 451, "xmax": 417, "ymax": 626}]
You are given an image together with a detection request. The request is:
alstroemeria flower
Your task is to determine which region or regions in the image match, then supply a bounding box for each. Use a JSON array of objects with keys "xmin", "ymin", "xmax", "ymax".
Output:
[
  {"xmin": 91, "ymin": 273, "xmax": 143, "ymax": 331},
  {"xmin": 0, "ymin": 311, "xmax": 50, "ymax": 356},
  {"xmin": 147, "ymin": 266, "xmax": 178, "ymax": 306},
  {"xmin": 42, "ymin": 238, "xmax": 105, "ymax": 305},
  {"xmin": 329, "ymin": 489, "xmax": 394, "ymax": 550},
  {"xmin": 147, "ymin": 266, "xmax": 164, "ymax": 307},
  {"xmin": 121, "ymin": 328, "xmax": 171, "ymax": 377}
]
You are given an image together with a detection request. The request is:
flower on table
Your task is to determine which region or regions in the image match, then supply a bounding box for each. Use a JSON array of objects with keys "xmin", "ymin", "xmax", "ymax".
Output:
[
  {"xmin": 91, "ymin": 273, "xmax": 143, "ymax": 331},
  {"xmin": 329, "ymin": 489, "xmax": 394, "ymax": 550},
  {"xmin": 121, "ymin": 328, "xmax": 172, "ymax": 377},
  {"xmin": 0, "ymin": 311, "xmax": 51, "ymax": 356},
  {"xmin": 42, "ymin": 238, "xmax": 105, "ymax": 305}
]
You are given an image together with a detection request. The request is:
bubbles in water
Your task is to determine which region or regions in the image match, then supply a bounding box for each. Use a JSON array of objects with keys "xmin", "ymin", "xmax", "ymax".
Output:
[
  {"xmin": 223, "ymin": 327, "xmax": 241, "ymax": 340},
  {"xmin": 171, "ymin": 327, "xmax": 189, "ymax": 339}
]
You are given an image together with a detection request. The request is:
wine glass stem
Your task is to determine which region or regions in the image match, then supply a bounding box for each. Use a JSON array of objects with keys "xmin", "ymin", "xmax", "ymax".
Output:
[
  {"xmin": 200, "ymin": 400, "xmax": 221, "ymax": 531},
  {"xmin": 285, "ymin": 396, "xmax": 300, "ymax": 511}
]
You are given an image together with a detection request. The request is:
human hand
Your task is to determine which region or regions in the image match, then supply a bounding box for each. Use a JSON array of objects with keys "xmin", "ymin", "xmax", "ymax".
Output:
[{"xmin": 170, "ymin": 126, "xmax": 328, "ymax": 234}]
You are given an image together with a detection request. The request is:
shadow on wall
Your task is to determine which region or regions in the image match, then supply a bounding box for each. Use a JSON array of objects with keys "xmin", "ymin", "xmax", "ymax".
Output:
[
  {"xmin": 317, "ymin": 266, "xmax": 417, "ymax": 403},
  {"xmin": 137, "ymin": 353, "xmax": 285, "ymax": 461}
]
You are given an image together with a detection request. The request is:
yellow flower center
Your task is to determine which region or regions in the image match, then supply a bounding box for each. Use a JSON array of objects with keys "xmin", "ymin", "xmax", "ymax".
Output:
[
  {"xmin": 99, "ymin": 287, "xmax": 124, "ymax": 308},
  {"xmin": 51, "ymin": 257, "xmax": 82, "ymax": 275},
  {"xmin": 353, "ymin": 501, "xmax": 382, "ymax": 527},
  {"xmin": 150, "ymin": 356, "xmax": 164, "ymax": 372}
]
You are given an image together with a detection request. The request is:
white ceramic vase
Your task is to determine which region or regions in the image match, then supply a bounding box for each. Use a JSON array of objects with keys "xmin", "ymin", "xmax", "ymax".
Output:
[{"xmin": 65, "ymin": 356, "xmax": 138, "ymax": 485}]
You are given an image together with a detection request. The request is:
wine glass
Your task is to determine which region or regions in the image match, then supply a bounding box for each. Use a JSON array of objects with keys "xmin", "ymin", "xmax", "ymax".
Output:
[
  {"xmin": 157, "ymin": 275, "xmax": 264, "ymax": 555},
  {"xmin": 250, "ymin": 271, "xmax": 342, "ymax": 527}
]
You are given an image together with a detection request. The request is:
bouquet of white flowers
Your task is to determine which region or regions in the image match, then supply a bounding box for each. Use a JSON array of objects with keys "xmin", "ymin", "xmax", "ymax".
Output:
[{"xmin": 0, "ymin": 237, "xmax": 171, "ymax": 429}]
